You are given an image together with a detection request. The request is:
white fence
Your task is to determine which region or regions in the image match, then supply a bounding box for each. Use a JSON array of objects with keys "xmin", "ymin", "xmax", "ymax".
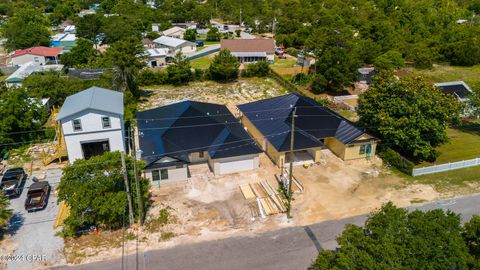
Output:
[{"xmin": 412, "ymin": 158, "xmax": 480, "ymax": 176}]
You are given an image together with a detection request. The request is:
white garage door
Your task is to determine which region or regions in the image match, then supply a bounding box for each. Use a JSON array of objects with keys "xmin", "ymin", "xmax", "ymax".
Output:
[{"xmin": 218, "ymin": 158, "xmax": 255, "ymax": 175}]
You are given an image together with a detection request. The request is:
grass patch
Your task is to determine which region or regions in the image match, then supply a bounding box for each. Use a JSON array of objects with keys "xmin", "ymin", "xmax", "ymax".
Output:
[
  {"xmin": 398, "ymin": 165, "xmax": 480, "ymax": 193},
  {"xmin": 271, "ymin": 57, "xmax": 297, "ymax": 68},
  {"xmin": 417, "ymin": 127, "xmax": 480, "ymax": 167},
  {"xmin": 402, "ymin": 64, "xmax": 480, "ymax": 89},
  {"xmin": 144, "ymin": 208, "xmax": 176, "ymax": 233},
  {"xmin": 335, "ymin": 110, "xmax": 358, "ymax": 122},
  {"xmin": 190, "ymin": 56, "xmax": 212, "ymax": 70},
  {"xmin": 160, "ymin": 231, "xmax": 175, "ymax": 241}
]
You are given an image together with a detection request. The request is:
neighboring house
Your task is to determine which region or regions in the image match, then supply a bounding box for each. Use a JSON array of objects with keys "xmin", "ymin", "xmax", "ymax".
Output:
[
  {"xmin": 51, "ymin": 34, "xmax": 77, "ymax": 51},
  {"xmin": 6, "ymin": 62, "xmax": 63, "ymax": 87},
  {"xmin": 63, "ymin": 25, "xmax": 76, "ymax": 34},
  {"xmin": 10, "ymin": 46, "xmax": 63, "ymax": 67},
  {"xmin": 160, "ymin": 26, "xmax": 186, "ymax": 39},
  {"xmin": 145, "ymin": 48, "xmax": 168, "ymax": 68},
  {"xmin": 172, "ymin": 22, "xmax": 197, "ymax": 29},
  {"xmin": 56, "ymin": 87, "xmax": 125, "ymax": 163},
  {"xmin": 153, "ymin": 36, "xmax": 196, "ymax": 56},
  {"xmin": 220, "ymin": 39, "xmax": 275, "ymax": 63},
  {"xmin": 333, "ymin": 95, "xmax": 359, "ymax": 111},
  {"xmin": 136, "ymin": 101, "xmax": 262, "ymax": 183},
  {"xmin": 68, "ymin": 68, "xmax": 104, "ymax": 80},
  {"xmin": 142, "ymin": 38, "xmax": 155, "ymax": 49},
  {"xmin": 78, "ymin": 9, "xmax": 96, "ymax": 17},
  {"xmin": 238, "ymin": 94, "xmax": 378, "ymax": 167},
  {"xmin": 434, "ymin": 81, "xmax": 473, "ymax": 117}
]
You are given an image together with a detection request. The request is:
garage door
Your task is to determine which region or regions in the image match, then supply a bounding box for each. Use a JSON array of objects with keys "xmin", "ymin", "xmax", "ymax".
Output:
[{"xmin": 218, "ymin": 158, "xmax": 255, "ymax": 175}]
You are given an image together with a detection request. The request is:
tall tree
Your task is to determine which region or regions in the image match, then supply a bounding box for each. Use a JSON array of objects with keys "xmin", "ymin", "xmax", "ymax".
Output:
[
  {"xmin": 208, "ymin": 49, "xmax": 239, "ymax": 82},
  {"xmin": 75, "ymin": 14, "xmax": 104, "ymax": 43},
  {"xmin": 60, "ymin": 38, "xmax": 97, "ymax": 68},
  {"xmin": 166, "ymin": 52, "xmax": 193, "ymax": 85},
  {"xmin": 105, "ymin": 37, "xmax": 144, "ymax": 95},
  {"xmin": 58, "ymin": 151, "xmax": 149, "ymax": 236},
  {"xmin": 1, "ymin": 5, "xmax": 50, "ymax": 51},
  {"xmin": 358, "ymin": 73, "xmax": 461, "ymax": 162},
  {"xmin": 312, "ymin": 202, "xmax": 472, "ymax": 270}
]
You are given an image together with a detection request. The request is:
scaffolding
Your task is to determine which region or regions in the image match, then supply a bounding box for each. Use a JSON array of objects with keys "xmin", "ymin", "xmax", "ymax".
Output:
[{"xmin": 42, "ymin": 107, "xmax": 68, "ymax": 165}]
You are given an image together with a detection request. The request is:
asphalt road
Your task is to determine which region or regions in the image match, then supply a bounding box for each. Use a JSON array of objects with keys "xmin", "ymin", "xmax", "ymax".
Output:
[
  {"xmin": 4, "ymin": 169, "xmax": 64, "ymax": 270},
  {"xmin": 54, "ymin": 194, "xmax": 480, "ymax": 270}
]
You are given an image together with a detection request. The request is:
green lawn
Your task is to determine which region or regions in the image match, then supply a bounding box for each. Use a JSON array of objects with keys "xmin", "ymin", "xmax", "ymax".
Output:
[
  {"xmin": 417, "ymin": 126, "xmax": 480, "ymax": 168},
  {"xmin": 271, "ymin": 56, "xmax": 297, "ymax": 68},
  {"xmin": 190, "ymin": 56, "xmax": 212, "ymax": 69},
  {"xmin": 403, "ymin": 64, "xmax": 480, "ymax": 89}
]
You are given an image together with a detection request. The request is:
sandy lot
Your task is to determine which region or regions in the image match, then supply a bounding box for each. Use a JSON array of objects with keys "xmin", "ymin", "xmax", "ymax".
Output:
[
  {"xmin": 64, "ymin": 150, "xmax": 440, "ymax": 266},
  {"xmin": 138, "ymin": 77, "xmax": 288, "ymax": 112}
]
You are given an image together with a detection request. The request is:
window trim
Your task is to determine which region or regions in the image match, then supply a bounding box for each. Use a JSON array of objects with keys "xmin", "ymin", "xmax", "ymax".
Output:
[
  {"xmin": 199, "ymin": 151, "xmax": 204, "ymax": 158},
  {"xmin": 152, "ymin": 170, "xmax": 160, "ymax": 181},
  {"xmin": 160, "ymin": 169, "xmax": 168, "ymax": 180},
  {"xmin": 72, "ymin": 119, "xmax": 82, "ymax": 132},
  {"xmin": 102, "ymin": 116, "xmax": 111, "ymax": 129},
  {"xmin": 359, "ymin": 145, "xmax": 366, "ymax": 155}
]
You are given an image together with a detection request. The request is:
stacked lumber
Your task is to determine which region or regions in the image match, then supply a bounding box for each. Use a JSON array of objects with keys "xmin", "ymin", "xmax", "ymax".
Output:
[
  {"xmin": 239, "ymin": 180, "xmax": 288, "ymax": 217},
  {"xmin": 240, "ymin": 184, "xmax": 256, "ymax": 200}
]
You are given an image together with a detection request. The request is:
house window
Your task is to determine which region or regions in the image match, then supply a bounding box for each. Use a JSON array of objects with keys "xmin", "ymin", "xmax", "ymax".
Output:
[
  {"xmin": 152, "ymin": 170, "xmax": 160, "ymax": 181},
  {"xmin": 72, "ymin": 119, "xmax": 82, "ymax": 131},
  {"xmin": 359, "ymin": 145, "xmax": 366, "ymax": 155},
  {"xmin": 160, "ymin": 169, "xmax": 168, "ymax": 180},
  {"xmin": 199, "ymin": 151, "xmax": 204, "ymax": 158},
  {"xmin": 102, "ymin": 117, "xmax": 111, "ymax": 128}
]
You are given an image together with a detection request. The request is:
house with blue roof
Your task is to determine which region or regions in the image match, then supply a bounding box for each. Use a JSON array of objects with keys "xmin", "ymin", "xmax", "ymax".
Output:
[
  {"xmin": 136, "ymin": 101, "xmax": 261, "ymax": 183},
  {"xmin": 237, "ymin": 94, "xmax": 378, "ymax": 167}
]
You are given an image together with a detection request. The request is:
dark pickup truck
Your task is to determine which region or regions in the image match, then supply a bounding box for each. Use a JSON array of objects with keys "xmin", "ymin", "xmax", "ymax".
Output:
[
  {"xmin": 25, "ymin": 181, "xmax": 50, "ymax": 212},
  {"xmin": 0, "ymin": 167, "xmax": 26, "ymax": 198}
]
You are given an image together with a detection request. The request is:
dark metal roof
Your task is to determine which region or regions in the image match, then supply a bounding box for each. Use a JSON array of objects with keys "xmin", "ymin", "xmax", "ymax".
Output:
[
  {"xmin": 434, "ymin": 81, "xmax": 472, "ymax": 99},
  {"xmin": 237, "ymin": 94, "xmax": 367, "ymax": 152},
  {"xmin": 357, "ymin": 67, "xmax": 376, "ymax": 84},
  {"xmin": 137, "ymin": 101, "xmax": 261, "ymax": 167}
]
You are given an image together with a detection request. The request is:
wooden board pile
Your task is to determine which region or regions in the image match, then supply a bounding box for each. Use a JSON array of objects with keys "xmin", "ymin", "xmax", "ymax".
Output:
[{"xmin": 239, "ymin": 181, "xmax": 287, "ymax": 217}]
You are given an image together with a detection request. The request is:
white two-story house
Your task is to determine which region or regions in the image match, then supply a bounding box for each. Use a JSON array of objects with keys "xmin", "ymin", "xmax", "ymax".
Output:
[{"xmin": 56, "ymin": 86, "xmax": 125, "ymax": 163}]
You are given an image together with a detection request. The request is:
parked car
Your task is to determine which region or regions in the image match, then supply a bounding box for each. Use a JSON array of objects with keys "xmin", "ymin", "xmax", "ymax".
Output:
[
  {"xmin": 275, "ymin": 47, "xmax": 284, "ymax": 55},
  {"xmin": 223, "ymin": 25, "xmax": 229, "ymax": 30},
  {"xmin": 24, "ymin": 181, "xmax": 50, "ymax": 212},
  {"xmin": 0, "ymin": 167, "xmax": 26, "ymax": 198},
  {"xmin": 195, "ymin": 40, "xmax": 204, "ymax": 47}
]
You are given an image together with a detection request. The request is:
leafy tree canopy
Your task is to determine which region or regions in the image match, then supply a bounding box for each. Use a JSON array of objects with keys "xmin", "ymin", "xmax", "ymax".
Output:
[
  {"xmin": 60, "ymin": 38, "xmax": 97, "ymax": 68},
  {"xmin": 312, "ymin": 202, "xmax": 473, "ymax": 270},
  {"xmin": 358, "ymin": 73, "xmax": 461, "ymax": 162},
  {"xmin": 208, "ymin": 49, "xmax": 239, "ymax": 82},
  {"xmin": 166, "ymin": 52, "xmax": 193, "ymax": 85},
  {"xmin": 58, "ymin": 151, "xmax": 149, "ymax": 236}
]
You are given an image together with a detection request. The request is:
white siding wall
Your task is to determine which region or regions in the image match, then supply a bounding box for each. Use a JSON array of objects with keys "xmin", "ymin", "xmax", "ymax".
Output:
[
  {"xmin": 143, "ymin": 166, "xmax": 188, "ymax": 183},
  {"xmin": 61, "ymin": 109, "xmax": 125, "ymax": 163},
  {"xmin": 11, "ymin": 55, "xmax": 46, "ymax": 66}
]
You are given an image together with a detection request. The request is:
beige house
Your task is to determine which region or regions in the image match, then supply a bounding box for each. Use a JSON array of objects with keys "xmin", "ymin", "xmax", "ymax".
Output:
[
  {"xmin": 137, "ymin": 101, "xmax": 261, "ymax": 185},
  {"xmin": 238, "ymin": 94, "xmax": 377, "ymax": 167},
  {"xmin": 152, "ymin": 36, "xmax": 196, "ymax": 57},
  {"xmin": 145, "ymin": 48, "xmax": 167, "ymax": 68},
  {"xmin": 221, "ymin": 39, "xmax": 276, "ymax": 63},
  {"xmin": 160, "ymin": 26, "xmax": 186, "ymax": 39}
]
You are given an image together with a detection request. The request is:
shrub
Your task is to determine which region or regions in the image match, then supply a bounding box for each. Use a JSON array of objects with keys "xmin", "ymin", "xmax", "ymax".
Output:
[
  {"xmin": 377, "ymin": 146, "xmax": 414, "ymax": 175},
  {"xmin": 286, "ymin": 47, "xmax": 299, "ymax": 57},
  {"xmin": 291, "ymin": 73, "xmax": 311, "ymax": 86},
  {"xmin": 242, "ymin": 61, "xmax": 270, "ymax": 77},
  {"xmin": 137, "ymin": 69, "xmax": 167, "ymax": 86},
  {"xmin": 311, "ymin": 74, "xmax": 328, "ymax": 94}
]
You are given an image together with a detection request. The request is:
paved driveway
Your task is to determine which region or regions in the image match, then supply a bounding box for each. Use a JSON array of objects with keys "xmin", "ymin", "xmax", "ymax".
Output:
[{"xmin": 5, "ymin": 169, "xmax": 64, "ymax": 270}]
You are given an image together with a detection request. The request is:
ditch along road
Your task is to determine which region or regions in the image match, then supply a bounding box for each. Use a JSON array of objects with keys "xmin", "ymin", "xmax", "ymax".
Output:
[{"xmin": 54, "ymin": 194, "xmax": 480, "ymax": 270}]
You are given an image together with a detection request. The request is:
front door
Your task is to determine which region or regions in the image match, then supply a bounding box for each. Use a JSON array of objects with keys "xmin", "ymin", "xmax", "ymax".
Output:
[{"xmin": 81, "ymin": 140, "xmax": 110, "ymax": 160}]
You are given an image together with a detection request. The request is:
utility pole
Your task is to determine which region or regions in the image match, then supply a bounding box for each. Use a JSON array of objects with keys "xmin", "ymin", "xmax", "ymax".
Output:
[
  {"xmin": 287, "ymin": 107, "xmax": 296, "ymax": 218},
  {"xmin": 121, "ymin": 152, "xmax": 135, "ymax": 226},
  {"xmin": 130, "ymin": 126, "xmax": 144, "ymax": 226}
]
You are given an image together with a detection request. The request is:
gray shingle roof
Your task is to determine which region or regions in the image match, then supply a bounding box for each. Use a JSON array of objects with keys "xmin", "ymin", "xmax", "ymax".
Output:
[
  {"xmin": 56, "ymin": 86, "xmax": 123, "ymax": 120},
  {"xmin": 152, "ymin": 36, "xmax": 193, "ymax": 48}
]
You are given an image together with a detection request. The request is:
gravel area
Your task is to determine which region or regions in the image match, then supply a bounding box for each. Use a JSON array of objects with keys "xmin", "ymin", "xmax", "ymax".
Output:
[{"xmin": 4, "ymin": 169, "xmax": 64, "ymax": 270}]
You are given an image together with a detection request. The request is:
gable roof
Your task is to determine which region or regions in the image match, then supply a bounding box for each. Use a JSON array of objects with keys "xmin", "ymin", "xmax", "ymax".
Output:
[
  {"xmin": 136, "ymin": 101, "xmax": 261, "ymax": 167},
  {"xmin": 434, "ymin": 81, "xmax": 472, "ymax": 100},
  {"xmin": 146, "ymin": 48, "xmax": 168, "ymax": 57},
  {"xmin": 56, "ymin": 86, "xmax": 124, "ymax": 120},
  {"xmin": 12, "ymin": 46, "xmax": 63, "ymax": 58},
  {"xmin": 238, "ymin": 94, "xmax": 369, "ymax": 152},
  {"xmin": 161, "ymin": 26, "xmax": 186, "ymax": 36},
  {"xmin": 153, "ymin": 36, "xmax": 193, "ymax": 48},
  {"xmin": 220, "ymin": 39, "xmax": 275, "ymax": 54}
]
